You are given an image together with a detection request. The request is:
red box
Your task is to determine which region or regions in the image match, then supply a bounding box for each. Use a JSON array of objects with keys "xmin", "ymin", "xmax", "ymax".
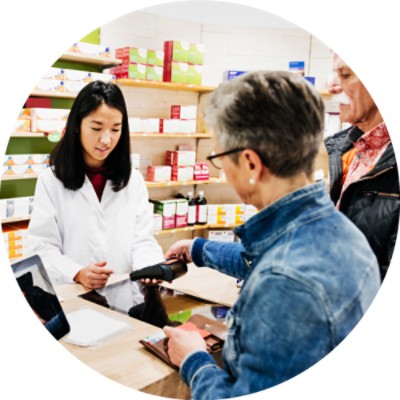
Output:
[{"xmin": 194, "ymin": 162, "xmax": 209, "ymax": 181}]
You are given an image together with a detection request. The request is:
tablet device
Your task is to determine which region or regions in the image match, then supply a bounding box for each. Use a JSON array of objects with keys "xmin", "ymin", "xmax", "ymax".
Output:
[
  {"xmin": 11, "ymin": 254, "xmax": 70, "ymax": 340},
  {"xmin": 80, "ymin": 279, "xmax": 230, "ymax": 328}
]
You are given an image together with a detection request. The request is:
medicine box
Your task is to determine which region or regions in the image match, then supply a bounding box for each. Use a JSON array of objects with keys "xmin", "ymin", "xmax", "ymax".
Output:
[
  {"xmin": 147, "ymin": 50, "xmax": 164, "ymax": 66},
  {"xmin": 146, "ymin": 65, "xmax": 163, "ymax": 82},
  {"xmin": 43, "ymin": 67, "xmax": 64, "ymax": 80},
  {"xmin": 35, "ymin": 79, "xmax": 64, "ymax": 92},
  {"xmin": 223, "ymin": 70, "xmax": 248, "ymax": 81},
  {"xmin": 151, "ymin": 199, "xmax": 177, "ymax": 230},
  {"xmin": 164, "ymin": 41, "xmax": 190, "ymax": 63},
  {"xmin": 171, "ymin": 166, "xmax": 194, "ymax": 181},
  {"xmin": 188, "ymin": 43, "xmax": 204, "ymax": 65},
  {"xmin": 163, "ymin": 61, "xmax": 188, "ymax": 83},
  {"xmin": 175, "ymin": 199, "xmax": 189, "ymax": 228},
  {"xmin": 147, "ymin": 166, "xmax": 171, "ymax": 182},
  {"xmin": 63, "ymin": 69, "xmax": 92, "ymax": 82},
  {"xmin": 116, "ymin": 47, "xmax": 148, "ymax": 64},
  {"xmin": 170, "ymin": 105, "xmax": 197, "ymax": 120},
  {"xmin": 187, "ymin": 64, "xmax": 203, "ymax": 85},
  {"xmin": 193, "ymin": 162, "xmax": 209, "ymax": 181},
  {"xmin": 70, "ymin": 42, "xmax": 110, "ymax": 58},
  {"xmin": 90, "ymin": 72, "xmax": 116, "ymax": 83}
]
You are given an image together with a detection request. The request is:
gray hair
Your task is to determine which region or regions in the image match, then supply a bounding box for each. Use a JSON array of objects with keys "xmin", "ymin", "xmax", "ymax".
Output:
[{"xmin": 205, "ymin": 70, "xmax": 325, "ymax": 177}]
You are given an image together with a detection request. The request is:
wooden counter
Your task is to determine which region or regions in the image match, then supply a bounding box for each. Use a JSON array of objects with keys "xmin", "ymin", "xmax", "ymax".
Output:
[{"xmin": 56, "ymin": 264, "xmax": 239, "ymax": 398}]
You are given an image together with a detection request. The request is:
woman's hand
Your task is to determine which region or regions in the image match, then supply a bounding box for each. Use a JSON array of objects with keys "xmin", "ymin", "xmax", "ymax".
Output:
[
  {"xmin": 163, "ymin": 326, "xmax": 208, "ymax": 367},
  {"xmin": 74, "ymin": 261, "xmax": 113, "ymax": 289},
  {"xmin": 164, "ymin": 239, "xmax": 194, "ymax": 263}
]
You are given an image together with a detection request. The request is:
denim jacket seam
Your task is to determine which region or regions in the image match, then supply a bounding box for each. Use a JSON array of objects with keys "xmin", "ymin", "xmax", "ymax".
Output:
[{"xmin": 249, "ymin": 204, "xmax": 334, "ymax": 255}]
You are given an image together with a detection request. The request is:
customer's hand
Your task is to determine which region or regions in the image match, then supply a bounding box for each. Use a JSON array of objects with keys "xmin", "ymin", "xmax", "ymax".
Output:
[
  {"xmin": 163, "ymin": 326, "xmax": 207, "ymax": 367},
  {"xmin": 164, "ymin": 239, "xmax": 194, "ymax": 263},
  {"xmin": 74, "ymin": 261, "xmax": 113, "ymax": 289}
]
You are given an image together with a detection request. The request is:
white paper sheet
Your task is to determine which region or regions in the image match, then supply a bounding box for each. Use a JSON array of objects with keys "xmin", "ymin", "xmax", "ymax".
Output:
[{"xmin": 64, "ymin": 307, "xmax": 130, "ymax": 347}]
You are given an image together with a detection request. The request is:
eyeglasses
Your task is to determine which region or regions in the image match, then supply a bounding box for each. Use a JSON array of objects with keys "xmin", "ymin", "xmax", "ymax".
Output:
[
  {"xmin": 206, "ymin": 148, "xmax": 269, "ymax": 169},
  {"xmin": 206, "ymin": 148, "xmax": 246, "ymax": 169}
]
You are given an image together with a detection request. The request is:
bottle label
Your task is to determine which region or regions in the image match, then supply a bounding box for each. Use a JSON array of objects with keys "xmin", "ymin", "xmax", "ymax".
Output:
[
  {"xmin": 197, "ymin": 204, "xmax": 207, "ymax": 223},
  {"xmin": 188, "ymin": 205, "xmax": 196, "ymax": 224}
]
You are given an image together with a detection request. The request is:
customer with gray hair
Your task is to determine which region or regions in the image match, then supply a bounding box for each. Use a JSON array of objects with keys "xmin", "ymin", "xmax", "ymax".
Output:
[{"xmin": 162, "ymin": 71, "xmax": 380, "ymax": 399}]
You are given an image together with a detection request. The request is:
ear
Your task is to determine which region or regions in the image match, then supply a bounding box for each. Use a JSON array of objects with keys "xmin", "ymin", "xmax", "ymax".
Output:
[{"xmin": 241, "ymin": 149, "xmax": 264, "ymax": 179}]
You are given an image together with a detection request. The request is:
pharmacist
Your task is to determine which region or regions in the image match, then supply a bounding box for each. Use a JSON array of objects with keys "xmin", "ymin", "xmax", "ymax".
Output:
[{"xmin": 27, "ymin": 81, "xmax": 164, "ymax": 289}]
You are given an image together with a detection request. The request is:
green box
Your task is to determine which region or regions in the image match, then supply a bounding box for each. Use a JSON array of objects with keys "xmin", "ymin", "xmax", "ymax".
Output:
[
  {"xmin": 129, "ymin": 48, "xmax": 148, "ymax": 64},
  {"xmin": 188, "ymin": 43, "xmax": 204, "ymax": 65},
  {"xmin": 147, "ymin": 50, "xmax": 164, "ymax": 66},
  {"xmin": 128, "ymin": 63, "xmax": 146, "ymax": 80},
  {"xmin": 187, "ymin": 64, "xmax": 203, "ymax": 85},
  {"xmin": 146, "ymin": 65, "xmax": 163, "ymax": 82},
  {"xmin": 167, "ymin": 41, "xmax": 189, "ymax": 63},
  {"xmin": 171, "ymin": 62, "xmax": 188, "ymax": 84}
]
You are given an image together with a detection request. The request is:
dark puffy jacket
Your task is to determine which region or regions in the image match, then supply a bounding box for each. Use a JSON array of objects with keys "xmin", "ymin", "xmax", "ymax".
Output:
[{"xmin": 325, "ymin": 125, "xmax": 400, "ymax": 281}]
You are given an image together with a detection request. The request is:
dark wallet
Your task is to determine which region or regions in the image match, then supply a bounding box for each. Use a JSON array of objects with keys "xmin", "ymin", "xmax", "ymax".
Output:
[{"xmin": 139, "ymin": 314, "xmax": 226, "ymax": 370}]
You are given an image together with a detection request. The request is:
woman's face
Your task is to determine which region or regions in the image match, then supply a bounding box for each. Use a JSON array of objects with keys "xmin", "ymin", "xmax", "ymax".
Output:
[{"xmin": 80, "ymin": 103, "xmax": 123, "ymax": 168}]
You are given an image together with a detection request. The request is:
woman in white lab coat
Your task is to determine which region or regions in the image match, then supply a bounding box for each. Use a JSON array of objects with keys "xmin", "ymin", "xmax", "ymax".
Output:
[{"xmin": 28, "ymin": 81, "xmax": 164, "ymax": 289}]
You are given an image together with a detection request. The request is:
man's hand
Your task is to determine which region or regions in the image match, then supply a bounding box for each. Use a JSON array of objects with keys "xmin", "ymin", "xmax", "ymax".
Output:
[
  {"xmin": 163, "ymin": 325, "xmax": 207, "ymax": 367},
  {"xmin": 164, "ymin": 239, "xmax": 194, "ymax": 263},
  {"xmin": 74, "ymin": 261, "xmax": 113, "ymax": 289}
]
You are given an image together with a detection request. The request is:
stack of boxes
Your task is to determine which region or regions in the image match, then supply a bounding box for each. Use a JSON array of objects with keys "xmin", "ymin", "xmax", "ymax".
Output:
[
  {"xmin": 34, "ymin": 66, "xmax": 115, "ymax": 95},
  {"xmin": 163, "ymin": 40, "xmax": 204, "ymax": 85},
  {"xmin": 147, "ymin": 147, "xmax": 209, "ymax": 183},
  {"xmin": 128, "ymin": 104, "xmax": 198, "ymax": 135},
  {"xmin": 207, "ymin": 204, "xmax": 258, "ymax": 226},
  {"xmin": 2, "ymin": 222, "xmax": 30, "ymax": 260},
  {"xmin": 150, "ymin": 198, "xmax": 189, "ymax": 231},
  {"xmin": 112, "ymin": 47, "xmax": 164, "ymax": 81},
  {"xmin": 113, "ymin": 40, "xmax": 204, "ymax": 85},
  {"xmin": 3, "ymin": 154, "xmax": 50, "ymax": 177}
]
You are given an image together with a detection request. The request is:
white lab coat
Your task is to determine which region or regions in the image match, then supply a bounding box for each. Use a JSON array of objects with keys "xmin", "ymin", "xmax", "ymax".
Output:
[{"xmin": 27, "ymin": 167, "xmax": 164, "ymax": 284}]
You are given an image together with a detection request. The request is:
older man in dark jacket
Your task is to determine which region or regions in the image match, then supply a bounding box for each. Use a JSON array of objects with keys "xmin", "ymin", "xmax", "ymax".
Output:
[{"xmin": 325, "ymin": 54, "xmax": 399, "ymax": 281}]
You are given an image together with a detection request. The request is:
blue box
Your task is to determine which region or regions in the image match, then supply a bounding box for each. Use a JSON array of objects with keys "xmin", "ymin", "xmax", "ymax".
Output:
[
  {"xmin": 289, "ymin": 61, "xmax": 305, "ymax": 76},
  {"xmin": 223, "ymin": 70, "xmax": 248, "ymax": 81},
  {"xmin": 304, "ymin": 76, "xmax": 315, "ymax": 86}
]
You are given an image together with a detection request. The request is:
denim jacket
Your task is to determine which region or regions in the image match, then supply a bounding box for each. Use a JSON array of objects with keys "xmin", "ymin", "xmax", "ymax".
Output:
[{"xmin": 180, "ymin": 181, "xmax": 380, "ymax": 400}]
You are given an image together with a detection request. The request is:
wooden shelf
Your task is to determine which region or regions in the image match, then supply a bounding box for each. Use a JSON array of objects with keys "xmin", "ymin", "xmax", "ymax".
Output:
[
  {"xmin": 30, "ymin": 90, "xmax": 77, "ymax": 99},
  {"xmin": 145, "ymin": 178, "xmax": 227, "ymax": 188},
  {"xmin": 116, "ymin": 78, "xmax": 216, "ymax": 93},
  {"xmin": 60, "ymin": 51, "xmax": 122, "ymax": 67},
  {"xmin": 1, "ymin": 173, "xmax": 39, "ymax": 181},
  {"xmin": 130, "ymin": 132, "xmax": 212, "ymax": 139},
  {"xmin": 10, "ymin": 132, "xmax": 46, "ymax": 138},
  {"xmin": 153, "ymin": 223, "xmax": 241, "ymax": 236},
  {"xmin": 2, "ymin": 216, "xmax": 31, "ymax": 224}
]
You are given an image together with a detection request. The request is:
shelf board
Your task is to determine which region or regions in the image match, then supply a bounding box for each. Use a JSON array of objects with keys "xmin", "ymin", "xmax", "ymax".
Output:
[
  {"xmin": 60, "ymin": 51, "xmax": 122, "ymax": 67},
  {"xmin": 153, "ymin": 223, "xmax": 241, "ymax": 236},
  {"xmin": 1, "ymin": 173, "xmax": 39, "ymax": 181},
  {"xmin": 116, "ymin": 78, "xmax": 216, "ymax": 93},
  {"xmin": 130, "ymin": 132, "xmax": 212, "ymax": 139},
  {"xmin": 2, "ymin": 216, "xmax": 31, "ymax": 224},
  {"xmin": 145, "ymin": 178, "xmax": 227, "ymax": 188},
  {"xmin": 30, "ymin": 89, "xmax": 77, "ymax": 99},
  {"xmin": 10, "ymin": 132, "xmax": 46, "ymax": 138}
]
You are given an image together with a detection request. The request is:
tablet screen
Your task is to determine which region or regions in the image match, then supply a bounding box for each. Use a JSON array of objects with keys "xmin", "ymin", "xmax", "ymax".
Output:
[{"xmin": 12, "ymin": 255, "xmax": 71, "ymax": 340}]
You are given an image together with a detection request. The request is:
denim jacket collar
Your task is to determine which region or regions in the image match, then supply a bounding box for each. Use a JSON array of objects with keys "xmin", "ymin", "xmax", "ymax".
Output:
[{"xmin": 234, "ymin": 180, "xmax": 332, "ymax": 257}]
